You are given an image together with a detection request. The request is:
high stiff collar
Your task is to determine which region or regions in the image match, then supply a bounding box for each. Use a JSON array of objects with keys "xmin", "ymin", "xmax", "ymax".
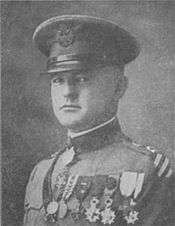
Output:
[
  {"xmin": 68, "ymin": 116, "xmax": 116, "ymax": 139},
  {"xmin": 66, "ymin": 117, "xmax": 123, "ymax": 152}
]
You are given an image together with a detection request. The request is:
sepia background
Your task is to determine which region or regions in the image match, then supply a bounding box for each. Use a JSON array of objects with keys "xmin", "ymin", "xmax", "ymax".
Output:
[{"xmin": 1, "ymin": 1, "xmax": 175, "ymax": 225}]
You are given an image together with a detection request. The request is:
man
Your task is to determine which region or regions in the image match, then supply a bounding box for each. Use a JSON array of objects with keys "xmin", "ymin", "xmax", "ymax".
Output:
[{"xmin": 24, "ymin": 15, "xmax": 173, "ymax": 226}]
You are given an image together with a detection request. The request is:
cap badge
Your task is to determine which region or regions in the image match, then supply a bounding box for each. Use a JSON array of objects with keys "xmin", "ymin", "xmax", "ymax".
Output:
[{"xmin": 55, "ymin": 23, "xmax": 75, "ymax": 47}]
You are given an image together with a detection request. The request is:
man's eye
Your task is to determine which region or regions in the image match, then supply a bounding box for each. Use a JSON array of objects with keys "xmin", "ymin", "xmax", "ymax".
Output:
[
  {"xmin": 75, "ymin": 76, "xmax": 89, "ymax": 83},
  {"xmin": 52, "ymin": 77, "xmax": 64, "ymax": 84}
]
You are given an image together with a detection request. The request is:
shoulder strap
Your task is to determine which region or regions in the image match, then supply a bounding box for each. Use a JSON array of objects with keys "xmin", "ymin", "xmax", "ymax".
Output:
[
  {"xmin": 145, "ymin": 145, "xmax": 172, "ymax": 179},
  {"xmin": 123, "ymin": 137, "xmax": 173, "ymax": 179}
]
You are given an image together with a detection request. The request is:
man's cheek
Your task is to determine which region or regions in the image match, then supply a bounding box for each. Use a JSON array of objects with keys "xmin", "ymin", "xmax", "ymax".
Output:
[
  {"xmin": 52, "ymin": 99, "xmax": 60, "ymax": 115},
  {"xmin": 52, "ymin": 91, "xmax": 62, "ymax": 105},
  {"xmin": 79, "ymin": 91, "xmax": 90, "ymax": 105}
]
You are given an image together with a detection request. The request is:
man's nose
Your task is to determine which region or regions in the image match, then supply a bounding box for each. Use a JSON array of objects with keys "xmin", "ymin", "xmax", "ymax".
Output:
[{"xmin": 63, "ymin": 81, "xmax": 78, "ymax": 100}]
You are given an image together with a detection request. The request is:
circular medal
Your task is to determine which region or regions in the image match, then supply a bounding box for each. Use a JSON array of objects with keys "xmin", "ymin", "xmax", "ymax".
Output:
[
  {"xmin": 59, "ymin": 200, "xmax": 68, "ymax": 219},
  {"xmin": 82, "ymin": 198, "xmax": 91, "ymax": 209},
  {"xmin": 47, "ymin": 201, "xmax": 59, "ymax": 214},
  {"xmin": 106, "ymin": 176, "xmax": 117, "ymax": 190},
  {"xmin": 67, "ymin": 197, "xmax": 80, "ymax": 212}
]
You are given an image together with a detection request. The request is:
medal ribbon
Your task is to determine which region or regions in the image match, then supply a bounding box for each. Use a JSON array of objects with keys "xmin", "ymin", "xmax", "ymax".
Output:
[
  {"xmin": 43, "ymin": 147, "xmax": 66, "ymax": 212},
  {"xmin": 62, "ymin": 175, "xmax": 79, "ymax": 201}
]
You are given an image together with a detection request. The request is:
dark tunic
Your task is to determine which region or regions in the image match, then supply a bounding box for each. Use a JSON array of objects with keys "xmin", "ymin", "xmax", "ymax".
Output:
[{"xmin": 23, "ymin": 119, "xmax": 174, "ymax": 226}]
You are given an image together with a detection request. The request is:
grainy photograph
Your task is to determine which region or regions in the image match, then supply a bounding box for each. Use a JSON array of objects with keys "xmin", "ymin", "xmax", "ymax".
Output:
[{"xmin": 1, "ymin": 1, "xmax": 175, "ymax": 226}]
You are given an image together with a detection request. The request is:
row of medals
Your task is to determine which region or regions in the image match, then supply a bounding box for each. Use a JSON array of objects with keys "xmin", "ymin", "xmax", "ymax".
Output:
[{"xmin": 45, "ymin": 147, "xmax": 139, "ymax": 225}]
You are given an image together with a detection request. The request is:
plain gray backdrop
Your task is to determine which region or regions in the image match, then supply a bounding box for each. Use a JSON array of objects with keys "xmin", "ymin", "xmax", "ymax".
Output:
[{"xmin": 2, "ymin": 1, "xmax": 175, "ymax": 226}]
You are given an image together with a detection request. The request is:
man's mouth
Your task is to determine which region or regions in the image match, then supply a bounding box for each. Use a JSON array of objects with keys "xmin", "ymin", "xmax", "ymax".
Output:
[{"xmin": 60, "ymin": 105, "xmax": 81, "ymax": 110}]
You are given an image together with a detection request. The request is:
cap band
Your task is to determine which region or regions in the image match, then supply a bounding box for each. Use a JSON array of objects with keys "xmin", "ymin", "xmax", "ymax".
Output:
[{"xmin": 47, "ymin": 53, "xmax": 122, "ymax": 73}]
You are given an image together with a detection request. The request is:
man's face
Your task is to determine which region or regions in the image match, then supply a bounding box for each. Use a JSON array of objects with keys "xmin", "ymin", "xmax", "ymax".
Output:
[{"xmin": 51, "ymin": 66, "xmax": 124, "ymax": 132}]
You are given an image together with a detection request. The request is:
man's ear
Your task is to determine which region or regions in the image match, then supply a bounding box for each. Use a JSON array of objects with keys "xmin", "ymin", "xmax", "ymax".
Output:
[{"xmin": 115, "ymin": 75, "xmax": 128, "ymax": 99}]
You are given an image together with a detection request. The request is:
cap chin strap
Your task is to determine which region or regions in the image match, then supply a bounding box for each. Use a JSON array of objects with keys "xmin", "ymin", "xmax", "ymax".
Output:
[
  {"xmin": 68, "ymin": 116, "xmax": 116, "ymax": 139},
  {"xmin": 47, "ymin": 53, "xmax": 122, "ymax": 73}
]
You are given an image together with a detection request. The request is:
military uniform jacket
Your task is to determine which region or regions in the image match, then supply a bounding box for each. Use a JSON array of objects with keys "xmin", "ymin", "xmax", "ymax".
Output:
[{"xmin": 23, "ymin": 119, "xmax": 174, "ymax": 226}]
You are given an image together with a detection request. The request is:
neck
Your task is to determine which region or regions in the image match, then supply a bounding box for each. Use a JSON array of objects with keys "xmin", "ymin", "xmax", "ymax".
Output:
[
  {"xmin": 66, "ymin": 116, "xmax": 122, "ymax": 152},
  {"xmin": 68, "ymin": 116, "xmax": 116, "ymax": 139}
]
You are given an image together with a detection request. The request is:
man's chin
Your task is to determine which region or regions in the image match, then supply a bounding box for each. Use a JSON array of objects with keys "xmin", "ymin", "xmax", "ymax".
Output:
[
  {"xmin": 56, "ymin": 113, "xmax": 107, "ymax": 131},
  {"xmin": 57, "ymin": 116, "xmax": 85, "ymax": 130}
]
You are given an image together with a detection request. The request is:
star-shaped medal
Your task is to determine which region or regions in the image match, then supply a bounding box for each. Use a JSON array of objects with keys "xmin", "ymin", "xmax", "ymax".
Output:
[
  {"xmin": 124, "ymin": 210, "xmax": 139, "ymax": 224},
  {"xmin": 101, "ymin": 208, "xmax": 115, "ymax": 224},
  {"xmin": 85, "ymin": 197, "xmax": 100, "ymax": 222}
]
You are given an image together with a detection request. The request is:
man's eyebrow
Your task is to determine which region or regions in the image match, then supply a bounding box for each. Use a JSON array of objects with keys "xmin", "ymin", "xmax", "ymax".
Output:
[
  {"xmin": 49, "ymin": 70, "xmax": 80, "ymax": 77},
  {"xmin": 49, "ymin": 72, "xmax": 64, "ymax": 78}
]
